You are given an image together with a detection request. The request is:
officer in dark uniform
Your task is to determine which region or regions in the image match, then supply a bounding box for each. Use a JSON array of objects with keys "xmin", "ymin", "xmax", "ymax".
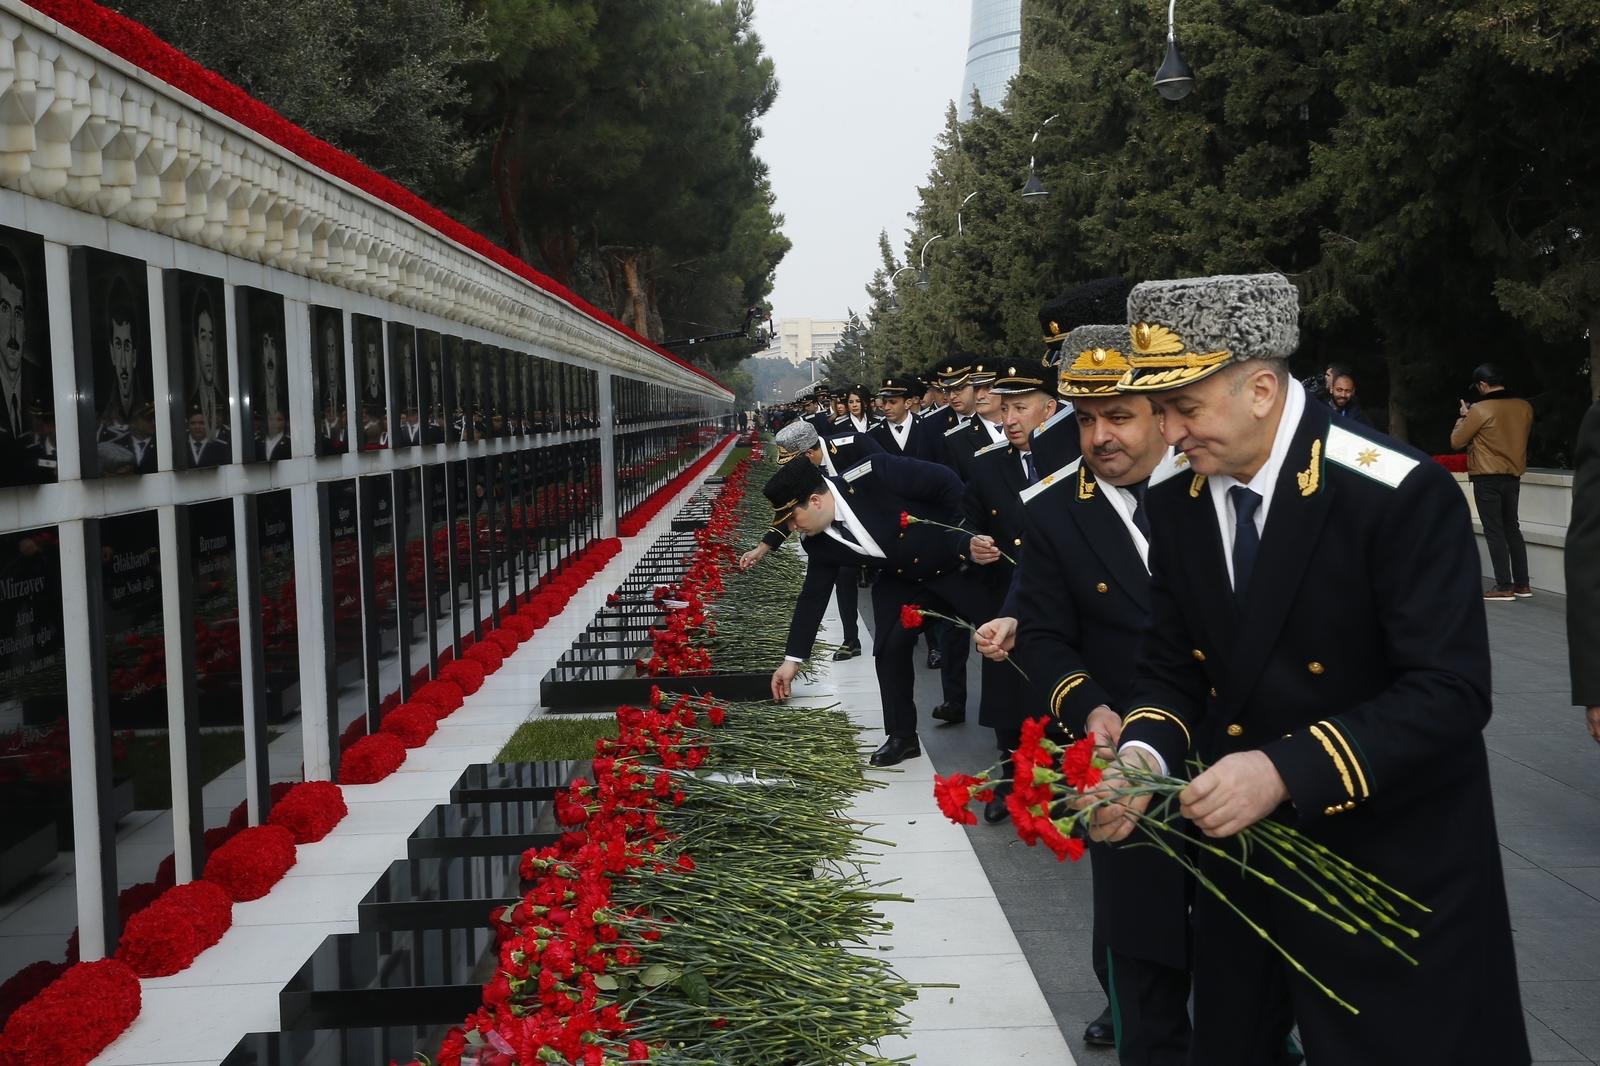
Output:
[
  {"xmin": 1031, "ymin": 279, "xmax": 1132, "ymax": 471},
  {"xmin": 1570, "ymin": 400, "xmax": 1600, "ymax": 742},
  {"xmin": 869, "ymin": 377, "xmax": 945, "ymax": 461},
  {"xmin": 1096, "ymin": 273, "xmax": 1529, "ymax": 1066},
  {"xmin": 958, "ymin": 357, "xmax": 1060, "ymax": 800},
  {"xmin": 943, "ymin": 362, "xmax": 1005, "ymax": 482},
  {"xmin": 919, "ymin": 372, "xmax": 954, "ymax": 434},
  {"xmin": 764, "ymin": 451, "xmax": 989, "ymax": 766},
  {"xmin": 740, "ymin": 419, "xmax": 883, "ymax": 660},
  {"xmin": 804, "ymin": 388, "xmax": 834, "ymax": 437},
  {"xmin": 983, "ymin": 328, "xmax": 1194, "ymax": 1062}
]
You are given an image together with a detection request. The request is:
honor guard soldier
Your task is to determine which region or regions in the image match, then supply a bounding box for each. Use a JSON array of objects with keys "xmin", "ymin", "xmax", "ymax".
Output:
[
  {"xmin": 741, "ymin": 419, "xmax": 882, "ymax": 661},
  {"xmin": 981, "ymin": 327, "xmax": 1194, "ymax": 1062},
  {"xmin": 1095, "ymin": 274, "xmax": 1529, "ymax": 1065},
  {"xmin": 956, "ymin": 357, "xmax": 1060, "ymax": 786},
  {"xmin": 870, "ymin": 377, "xmax": 945, "ymax": 461},
  {"xmin": 764, "ymin": 450, "xmax": 989, "ymax": 766},
  {"xmin": 944, "ymin": 362, "xmax": 1005, "ymax": 481}
]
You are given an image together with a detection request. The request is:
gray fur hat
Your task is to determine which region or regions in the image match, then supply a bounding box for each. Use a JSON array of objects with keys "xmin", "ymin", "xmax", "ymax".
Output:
[
  {"xmin": 774, "ymin": 419, "xmax": 821, "ymax": 463},
  {"xmin": 1058, "ymin": 324, "xmax": 1136, "ymax": 398},
  {"xmin": 1118, "ymin": 273, "xmax": 1299, "ymax": 393}
]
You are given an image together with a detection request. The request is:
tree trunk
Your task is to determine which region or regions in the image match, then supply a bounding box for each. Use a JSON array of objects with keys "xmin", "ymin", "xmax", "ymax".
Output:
[
  {"xmin": 620, "ymin": 252, "xmax": 650, "ymax": 336},
  {"xmin": 1589, "ymin": 313, "xmax": 1600, "ymax": 402},
  {"xmin": 490, "ymin": 91, "xmax": 527, "ymax": 261},
  {"xmin": 1385, "ymin": 342, "xmax": 1409, "ymax": 442}
]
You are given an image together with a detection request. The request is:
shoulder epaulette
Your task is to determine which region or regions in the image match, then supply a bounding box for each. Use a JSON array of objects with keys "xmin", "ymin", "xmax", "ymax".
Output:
[
  {"xmin": 975, "ymin": 440, "xmax": 1010, "ymax": 457},
  {"xmin": 944, "ymin": 423, "xmax": 968, "ymax": 437},
  {"xmin": 1324, "ymin": 424, "xmax": 1418, "ymax": 489},
  {"xmin": 829, "ymin": 433, "xmax": 856, "ymax": 446},
  {"xmin": 831, "ymin": 416, "xmax": 849, "ymax": 426},
  {"xmin": 841, "ymin": 460, "xmax": 873, "ymax": 483},
  {"xmin": 1021, "ymin": 458, "xmax": 1082, "ymax": 504},
  {"xmin": 1032, "ymin": 406, "xmax": 1074, "ymax": 439}
]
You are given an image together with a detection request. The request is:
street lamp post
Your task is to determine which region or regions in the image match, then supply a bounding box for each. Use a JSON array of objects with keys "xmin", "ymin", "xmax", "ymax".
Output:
[
  {"xmin": 917, "ymin": 234, "xmax": 944, "ymax": 290},
  {"xmin": 957, "ymin": 191, "xmax": 979, "ymax": 236},
  {"xmin": 885, "ymin": 266, "xmax": 919, "ymax": 313},
  {"xmin": 1021, "ymin": 114, "xmax": 1060, "ymax": 200},
  {"xmin": 1154, "ymin": 0, "xmax": 1196, "ymax": 100}
]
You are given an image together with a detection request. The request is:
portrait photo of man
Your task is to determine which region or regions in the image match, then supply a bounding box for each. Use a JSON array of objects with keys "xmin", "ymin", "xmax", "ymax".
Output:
[
  {"xmin": 419, "ymin": 330, "xmax": 446, "ymax": 444},
  {"xmin": 239, "ymin": 287, "xmax": 288, "ymax": 463},
  {"xmin": 447, "ymin": 336, "xmax": 471, "ymax": 442},
  {"xmin": 311, "ymin": 305, "xmax": 348, "ymax": 456},
  {"xmin": 73, "ymin": 247, "xmax": 154, "ymax": 478},
  {"xmin": 0, "ymin": 228, "xmax": 57, "ymax": 486},
  {"xmin": 389, "ymin": 323, "xmax": 419, "ymax": 450},
  {"xmin": 353, "ymin": 314, "xmax": 387, "ymax": 450},
  {"xmin": 187, "ymin": 284, "xmax": 229, "ymax": 450}
]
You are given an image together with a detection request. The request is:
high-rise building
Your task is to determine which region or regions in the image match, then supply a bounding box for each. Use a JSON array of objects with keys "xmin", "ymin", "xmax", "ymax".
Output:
[
  {"xmin": 959, "ymin": 0, "xmax": 1022, "ymax": 121},
  {"xmin": 760, "ymin": 317, "xmax": 848, "ymax": 370}
]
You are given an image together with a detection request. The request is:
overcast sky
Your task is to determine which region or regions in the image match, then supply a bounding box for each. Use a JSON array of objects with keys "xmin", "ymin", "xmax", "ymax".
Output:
[{"xmin": 750, "ymin": 1, "xmax": 971, "ymax": 322}]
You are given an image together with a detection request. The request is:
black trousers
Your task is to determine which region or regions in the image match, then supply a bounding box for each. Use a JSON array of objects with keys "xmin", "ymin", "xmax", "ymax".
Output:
[
  {"xmin": 1471, "ymin": 474, "xmax": 1529, "ymax": 586},
  {"xmin": 835, "ymin": 566, "xmax": 861, "ymax": 646},
  {"xmin": 872, "ymin": 571, "xmax": 988, "ymax": 739},
  {"xmin": 937, "ymin": 619, "xmax": 968, "ymax": 709},
  {"xmin": 1109, "ymin": 949, "xmax": 1191, "ymax": 1066}
]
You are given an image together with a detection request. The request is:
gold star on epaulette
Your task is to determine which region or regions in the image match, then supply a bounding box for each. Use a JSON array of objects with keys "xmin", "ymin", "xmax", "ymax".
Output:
[{"xmin": 1356, "ymin": 447, "xmax": 1379, "ymax": 468}]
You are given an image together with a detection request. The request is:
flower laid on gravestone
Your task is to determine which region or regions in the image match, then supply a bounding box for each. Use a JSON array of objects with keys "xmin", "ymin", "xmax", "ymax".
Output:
[{"xmin": 934, "ymin": 717, "xmax": 1430, "ymax": 1016}]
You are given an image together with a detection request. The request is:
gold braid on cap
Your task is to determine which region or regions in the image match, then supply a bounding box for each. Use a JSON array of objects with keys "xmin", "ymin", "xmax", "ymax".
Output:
[
  {"xmin": 1128, "ymin": 323, "xmax": 1231, "ymax": 369},
  {"xmin": 1058, "ymin": 346, "xmax": 1133, "ymax": 397},
  {"xmin": 776, "ymin": 445, "xmax": 801, "ymax": 465}
]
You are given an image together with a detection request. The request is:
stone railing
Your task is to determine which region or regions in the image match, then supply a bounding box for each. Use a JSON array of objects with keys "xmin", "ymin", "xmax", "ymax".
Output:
[{"xmin": 1455, "ymin": 470, "xmax": 1572, "ymax": 593}]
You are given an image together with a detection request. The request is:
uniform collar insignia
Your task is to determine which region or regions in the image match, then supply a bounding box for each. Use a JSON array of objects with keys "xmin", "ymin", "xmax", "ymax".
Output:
[{"xmin": 1078, "ymin": 463, "xmax": 1097, "ymax": 500}]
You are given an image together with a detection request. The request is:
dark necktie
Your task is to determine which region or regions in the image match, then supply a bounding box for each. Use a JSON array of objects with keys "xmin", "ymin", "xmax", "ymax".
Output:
[
  {"xmin": 8, "ymin": 395, "xmax": 17, "ymax": 436},
  {"xmin": 1130, "ymin": 479, "xmax": 1151, "ymax": 539},
  {"xmin": 1022, "ymin": 453, "xmax": 1038, "ymax": 485},
  {"xmin": 832, "ymin": 521, "xmax": 861, "ymax": 548},
  {"xmin": 1229, "ymin": 486, "xmax": 1262, "ymax": 596}
]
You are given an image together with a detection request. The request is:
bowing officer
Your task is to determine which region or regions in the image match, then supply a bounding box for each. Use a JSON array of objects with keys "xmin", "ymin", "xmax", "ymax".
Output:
[
  {"xmin": 957, "ymin": 358, "xmax": 1059, "ymax": 789},
  {"xmin": 764, "ymin": 451, "xmax": 989, "ymax": 766},
  {"xmin": 989, "ymin": 327, "xmax": 1194, "ymax": 1063},
  {"xmin": 1096, "ymin": 274, "xmax": 1528, "ymax": 1065},
  {"xmin": 740, "ymin": 419, "xmax": 882, "ymax": 661},
  {"xmin": 869, "ymin": 377, "xmax": 946, "ymax": 461}
]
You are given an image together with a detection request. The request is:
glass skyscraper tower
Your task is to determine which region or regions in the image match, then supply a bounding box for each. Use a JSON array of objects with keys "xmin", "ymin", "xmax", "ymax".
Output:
[{"xmin": 959, "ymin": 0, "xmax": 1022, "ymax": 120}]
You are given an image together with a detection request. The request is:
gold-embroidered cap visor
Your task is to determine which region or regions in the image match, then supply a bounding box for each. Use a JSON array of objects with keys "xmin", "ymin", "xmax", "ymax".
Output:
[
  {"xmin": 769, "ymin": 498, "xmax": 798, "ymax": 527},
  {"xmin": 1042, "ymin": 318, "xmax": 1070, "ymax": 344},
  {"xmin": 775, "ymin": 445, "xmax": 802, "ymax": 465},
  {"xmin": 1059, "ymin": 345, "xmax": 1137, "ymax": 398},
  {"xmin": 1116, "ymin": 321, "xmax": 1234, "ymax": 393}
]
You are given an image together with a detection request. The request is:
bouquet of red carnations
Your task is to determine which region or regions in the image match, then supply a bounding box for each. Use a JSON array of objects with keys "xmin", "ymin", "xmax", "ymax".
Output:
[{"xmin": 935, "ymin": 718, "xmax": 1429, "ymax": 1014}]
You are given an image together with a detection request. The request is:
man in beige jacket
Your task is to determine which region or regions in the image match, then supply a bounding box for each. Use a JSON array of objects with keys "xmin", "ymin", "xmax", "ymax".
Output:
[{"xmin": 1451, "ymin": 363, "xmax": 1534, "ymax": 600}]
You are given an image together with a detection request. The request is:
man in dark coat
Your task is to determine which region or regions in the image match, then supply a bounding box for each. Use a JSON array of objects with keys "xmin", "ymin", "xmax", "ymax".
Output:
[
  {"xmin": 765, "ymin": 452, "xmax": 988, "ymax": 766},
  {"xmin": 1569, "ymin": 400, "xmax": 1600, "ymax": 743},
  {"xmin": 982, "ymin": 330, "xmax": 1194, "ymax": 1063},
  {"xmin": 740, "ymin": 419, "xmax": 883, "ymax": 660},
  {"xmin": 1095, "ymin": 273, "xmax": 1528, "ymax": 1066},
  {"xmin": 943, "ymin": 363, "xmax": 1005, "ymax": 482},
  {"xmin": 869, "ymin": 377, "xmax": 946, "ymax": 461}
]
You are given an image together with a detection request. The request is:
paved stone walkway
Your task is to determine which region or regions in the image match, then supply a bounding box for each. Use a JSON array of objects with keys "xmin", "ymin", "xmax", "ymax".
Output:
[{"xmin": 875, "ymin": 587, "xmax": 1600, "ymax": 1064}]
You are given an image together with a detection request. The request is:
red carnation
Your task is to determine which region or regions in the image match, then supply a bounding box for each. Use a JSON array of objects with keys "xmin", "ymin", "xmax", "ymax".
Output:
[
  {"xmin": 606, "ymin": 592, "xmax": 620, "ymax": 606},
  {"xmin": 380, "ymin": 705, "xmax": 439, "ymax": 748},
  {"xmin": 484, "ymin": 628, "xmax": 521, "ymax": 655},
  {"xmin": 339, "ymin": 733, "xmax": 408, "ymax": 784},
  {"xmin": 1061, "ymin": 736, "xmax": 1103, "ymax": 791},
  {"xmin": 116, "ymin": 881, "xmax": 233, "ymax": 976},
  {"xmin": 203, "ymin": 825, "xmax": 297, "ymax": 902},
  {"xmin": 899, "ymin": 511, "xmax": 913, "ymax": 528},
  {"xmin": 1036, "ymin": 819, "xmax": 1087, "ymax": 863},
  {"xmin": 439, "ymin": 659, "xmax": 486, "ymax": 695},
  {"xmin": 412, "ymin": 679, "xmax": 465, "ymax": 715},
  {"xmin": 706, "ymin": 706, "xmax": 726, "ymax": 726},
  {"xmin": 0, "ymin": 960, "xmax": 68, "ymax": 1030},
  {"xmin": 161, "ymin": 881, "xmax": 233, "ymax": 946},
  {"xmin": 0, "ymin": 959, "xmax": 140, "ymax": 1064},
  {"xmin": 464, "ymin": 641, "xmax": 505, "ymax": 673},
  {"xmin": 899, "ymin": 604, "xmax": 925, "ymax": 630},
  {"xmin": 933, "ymin": 772, "xmax": 986, "ymax": 826},
  {"xmin": 267, "ymin": 780, "xmax": 349, "ymax": 843}
]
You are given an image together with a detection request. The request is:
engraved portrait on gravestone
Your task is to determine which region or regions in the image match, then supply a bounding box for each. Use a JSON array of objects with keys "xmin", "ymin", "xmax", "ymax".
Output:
[
  {"xmin": 390, "ymin": 324, "xmax": 419, "ymax": 449},
  {"xmin": 418, "ymin": 330, "xmax": 445, "ymax": 443},
  {"xmin": 240, "ymin": 287, "xmax": 289, "ymax": 462},
  {"xmin": 164, "ymin": 270, "xmax": 230, "ymax": 469},
  {"xmin": 0, "ymin": 227, "xmax": 57, "ymax": 485},
  {"xmin": 353, "ymin": 314, "xmax": 387, "ymax": 450},
  {"xmin": 74, "ymin": 248, "xmax": 154, "ymax": 477},
  {"xmin": 311, "ymin": 306, "xmax": 348, "ymax": 455}
]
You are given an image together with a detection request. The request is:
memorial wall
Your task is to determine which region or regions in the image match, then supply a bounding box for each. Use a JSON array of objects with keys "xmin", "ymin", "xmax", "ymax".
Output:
[{"xmin": 0, "ymin": 0, "xmax": 732, "ymax": 1017}]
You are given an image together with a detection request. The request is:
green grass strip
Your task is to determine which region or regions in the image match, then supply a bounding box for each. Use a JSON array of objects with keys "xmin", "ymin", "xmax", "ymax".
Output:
[{"xmin": 495, "ymin": 714, "xmax": 617, "ymax": 762}]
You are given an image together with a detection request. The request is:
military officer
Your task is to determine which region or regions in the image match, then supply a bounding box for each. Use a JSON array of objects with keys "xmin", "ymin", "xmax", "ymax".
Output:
[
  {"xmin": 957, "ymin": 358, "xmax": 1061, "ymax": 799},
  {"xmin": 1570, "ymin": 400, "xmax": 1600, "ymax": 742},
  {"xmin": 1029, "ymin": 278, "xmax": 1133, "ymax": 471},
  {"xmin": 1094, "ymin": 274, "xmax": 1528, "ymax": 1065},
  {"xmin": 980, "ymin": 326, "xmax": 1193, "ymax": 1062},
  {"xmin": 870, "ymin": 377, "xmax": 946, "ymax": 461},
  {"xmin": 740, "ymin": 420, "xmax": 882, "ymax": 661},
  {"xmin": 919, "ymin": 373, "xmax": 953, "ymax": 433},
  {"xmin": 944, "ymin": 362, "xmax": 1005, "ymax": 481},
  {"xmin": 764, "ymin": 451, "xmax": 989, "ymax": 766},
  {"xmin": 804, "ymin": 387, "xmax": 834, "ymax": 437}
]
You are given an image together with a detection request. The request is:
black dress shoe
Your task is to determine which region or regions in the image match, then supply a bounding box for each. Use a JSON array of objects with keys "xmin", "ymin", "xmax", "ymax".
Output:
[
  {"xmin": 869, "ymin": 736, "xmax": 921, "ymax": 767},
  {"xmin": 832, "ymin": 642, "xmax": 860, "ymax": 661},
  {"xmin": 930, "ymin": 702, "xmax": 965, "ymax": 725},
  {"xmin": 926, "ymin": 648, "xmax": 943, "ymax": 670},
  {"xmin": 1083, "ymin": 1006, "xmax": 1115, "ymax": 1047}
]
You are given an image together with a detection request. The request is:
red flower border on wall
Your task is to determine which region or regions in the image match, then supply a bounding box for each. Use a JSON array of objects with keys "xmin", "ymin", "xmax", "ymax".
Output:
[
  {"xmin": 619, "ymin": 435, "xmax": 737, "ymax": 536},
  {"xmin": 22, "ymin": 0, "xmax": 730, "ymax": 398}
]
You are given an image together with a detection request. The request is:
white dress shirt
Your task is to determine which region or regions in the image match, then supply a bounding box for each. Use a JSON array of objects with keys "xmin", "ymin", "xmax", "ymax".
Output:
[
  {"xmin": 887, "ymin": 415, "xmax": 912, "ymax": 451},
  {"xmin": 979, "ymin": 417, "xmax": 1005, "ymax": 444},
  {"xmin": 850, "ymin": 414, "xmax": 871, "ymax": 434},
  {"xmin": 784, "ymin": 482, "xmax": 885, "ymax": 663},
  {"xmin": 1207, "ymin": 381, "xmax": 1306, "ymax": 589}
]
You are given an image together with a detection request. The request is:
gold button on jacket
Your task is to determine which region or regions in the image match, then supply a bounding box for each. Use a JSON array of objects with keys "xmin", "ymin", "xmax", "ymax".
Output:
[
  {"xmin": 1191, "ymin": 648, "xmax": 1206, "ymax": 662},
  {"xmin": 1226, "ymin": 723, "xmax": 1243, "ymax": 737},
  {"xmin": 1307, "ymin": 661, "xmax": 1325, "ymax": 675},
  {"xmin": 1095, "ymin": 582, "xmax": 1108, "ymax": 593}
]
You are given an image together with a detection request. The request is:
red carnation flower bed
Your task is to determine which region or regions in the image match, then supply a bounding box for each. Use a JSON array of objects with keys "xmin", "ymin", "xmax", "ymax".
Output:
[
  {"xmin": 267, "ymin": 780, "xmax": 349, "ymax": 843},
  {"xmin": 116, "ymin": 881, "xmax": 234, "ymax": 977},
  {"xmin": 203, "ymin": 825, "xmax": 298, "ymax": 902},
  {"xmin": 379, "ymin": 704, "xmax": 440, "ymax": 748},
  {"xmin": 412, "ymin": 678, "xmax": 465, "ymax": 715},
  {"xmin": 618, "ymin": 439, "xmax": 735, "ymax": 535},
  {"xmin": 0, "ymin": 960, "xmax": 67, "ymax": 1030},
  {"xmin": 498, "ymin": 613, "xmax": 537, "ymax": 641},
  {"xmin": 339, "ymin": 733, "xmax": 408, "ymax": 784},
  {"xmin": 0, "ymin": 958, "xmax": 141, "ymax": 1065},
  {"xmin": 484, "ymin": 627, "xmax": 522, "ymax": 656},
  {"xmin": 464, "ymin": 641, "xmax": 505, "ymax": 673},
  {"xmin": 439, "ymin": 659, "xmax": 485, "ymax": 695}
]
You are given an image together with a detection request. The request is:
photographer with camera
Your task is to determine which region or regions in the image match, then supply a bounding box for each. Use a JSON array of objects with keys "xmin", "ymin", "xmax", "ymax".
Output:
[{"xmin": 1452, "ymin": 363, "xmax": 1534, "ymax": 601}]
